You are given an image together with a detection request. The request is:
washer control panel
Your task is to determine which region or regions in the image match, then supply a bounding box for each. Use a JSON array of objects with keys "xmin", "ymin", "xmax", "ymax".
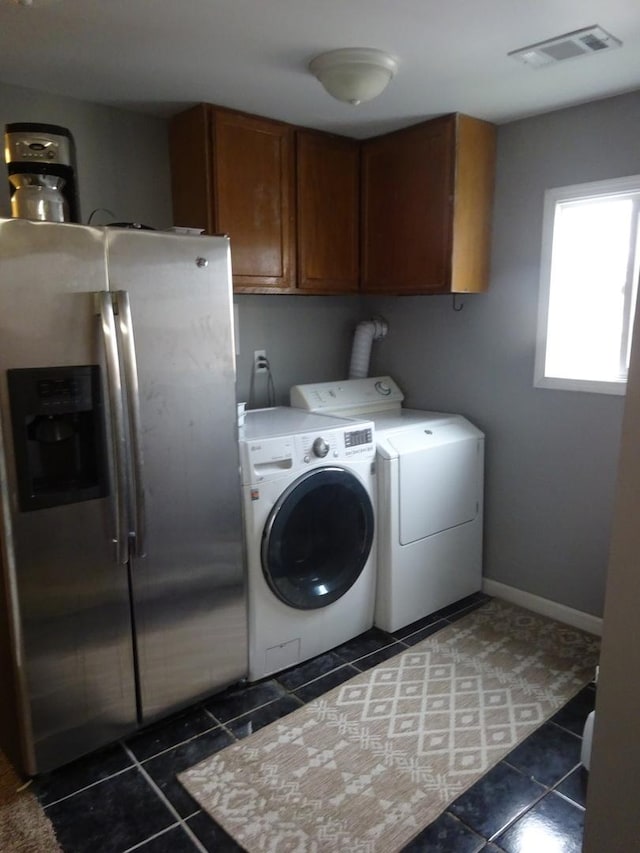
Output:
[
  {"xmin": 240, "ymin": 421, "xmax": 375, "ymax": 483},
  {"xmin": 300, "ymin": 425, "xmax": 374, "ymax": 465}
]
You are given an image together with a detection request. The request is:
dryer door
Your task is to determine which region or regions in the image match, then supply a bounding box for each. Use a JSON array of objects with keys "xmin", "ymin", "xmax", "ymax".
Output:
[{"xmin": 261, "ymin": 466, "xmax": 374, "ymax": 610}]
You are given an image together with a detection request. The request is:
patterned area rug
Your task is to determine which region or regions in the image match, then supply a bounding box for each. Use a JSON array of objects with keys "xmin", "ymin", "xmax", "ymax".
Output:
[
  {"xmin": 180, "ymin": 598, "xmax": 599, "ymax": 852},
  {"xmin": 0, "ymin": 751, "xmax": 60, "ymax": 852}
]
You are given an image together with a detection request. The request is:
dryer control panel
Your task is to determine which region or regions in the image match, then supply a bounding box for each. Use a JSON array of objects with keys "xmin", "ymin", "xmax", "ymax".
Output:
[{"xmin": 291, "ymin": 376, "xmax": 404, "ymax": 415}]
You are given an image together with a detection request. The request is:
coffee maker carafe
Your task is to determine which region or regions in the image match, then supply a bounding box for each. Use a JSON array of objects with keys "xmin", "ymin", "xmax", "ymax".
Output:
[{"xmin": 4, "ymin": 122, "xmax": 79, "ymax": 223}]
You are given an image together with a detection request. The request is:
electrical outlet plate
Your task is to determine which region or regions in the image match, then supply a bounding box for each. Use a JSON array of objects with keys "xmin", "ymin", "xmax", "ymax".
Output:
[{"xmin": 254, "ymin": 349, "xmax": 267, "ymax": 373}]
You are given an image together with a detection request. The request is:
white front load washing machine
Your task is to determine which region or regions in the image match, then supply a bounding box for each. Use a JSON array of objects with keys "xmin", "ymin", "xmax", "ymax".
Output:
[
  {"xmin": 238, "ymin": 407, "xmax": 376, "ymax": 681},
  {"xmin": 291, "ymin": 377, "xmax": 484, "ymax": 634}
]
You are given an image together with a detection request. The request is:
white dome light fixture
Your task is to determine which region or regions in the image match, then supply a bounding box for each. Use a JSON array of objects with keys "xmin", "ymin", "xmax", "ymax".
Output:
[{"xmin": 309, "ymin": 48, "xmax": 398, "ymax": 106}]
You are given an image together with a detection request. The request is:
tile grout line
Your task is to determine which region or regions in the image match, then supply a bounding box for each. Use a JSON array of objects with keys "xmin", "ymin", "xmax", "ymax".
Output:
[
  {"xmin": 133, "ymin": 722, "xmax": 223, "ymax": 765},
  {"xmin": 204, "ymin": 689, "xmax": 299, "ymax": 727},
  {"xmin": 550, "ymin": 761, "xmax": 587, "ymax": 812},
  {"xmin": 486, "ymin": 760, "xmax": 585, "ymax": 843},
  {"xmin": 41, "ymin": 763, "xmax": 135, "ymax": 810},
  {"xmin": 202, "ymin": 706, "xmax": 241, "ymax": 743},
  {"xmin": 547, "ymin": 719, "xmax": 583, "ymax": 739},
  {"xmin": 121, "ymin": 821, "xmax": 183, "ymax": 853},
  {"xmin": 120, "ymin": 742, "xmax": 209, "ymax": 853},
  {"xmin": 286, "ymin": 663, "xmax": 360, "ymax": 697}
]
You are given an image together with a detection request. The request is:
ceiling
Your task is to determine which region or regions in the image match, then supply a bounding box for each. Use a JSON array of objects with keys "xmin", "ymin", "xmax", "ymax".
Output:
[{"xmin": 0, "ymin": 0, "xmax": 639, "ymax": 138}]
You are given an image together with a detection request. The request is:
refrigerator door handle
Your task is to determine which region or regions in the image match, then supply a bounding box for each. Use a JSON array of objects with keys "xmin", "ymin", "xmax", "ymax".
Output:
[
  {"xmin": 114, "ymin": 290, "xmax": 147, "ymax": 558},
  {"xmin": 97, "ymin": 291, "xmax": 130, "ymax": 565}
]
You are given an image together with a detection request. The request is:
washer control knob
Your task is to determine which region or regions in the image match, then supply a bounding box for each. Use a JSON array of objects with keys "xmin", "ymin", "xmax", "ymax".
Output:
[
  {"xmin": 312, "ymin": 437, "xmax": 330, "ymax": 458},
  {"xmin": 375, "ymin": 380, "xmax": 392, "ymax": 395}
]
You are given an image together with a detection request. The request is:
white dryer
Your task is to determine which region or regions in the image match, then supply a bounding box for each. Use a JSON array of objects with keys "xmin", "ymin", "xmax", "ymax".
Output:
[
  {"xmin": 290, "ymin": 377, "xmax": 484, "ymax": 633},
  {"xmin": 238, "ymin": 407, "xmax": 376, "ymax": 681}
]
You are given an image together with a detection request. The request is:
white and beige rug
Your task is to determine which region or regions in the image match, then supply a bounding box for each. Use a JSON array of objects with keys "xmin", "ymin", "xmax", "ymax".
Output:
[{"xmin": 180, "ymin": 598, "xmax": 599, "ymax": 852}]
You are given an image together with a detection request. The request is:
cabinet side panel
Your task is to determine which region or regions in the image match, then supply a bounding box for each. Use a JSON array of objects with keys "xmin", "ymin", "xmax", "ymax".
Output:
[
  {"xmin": 451, "ymin": 115, "xmax": 497, "ymax": 293},
  {"xmin": 169, "ymin": 105, "xmax": 214, "ymax": 233},
  {"xmin": 297, "ymin": 131, "xmax": 359, "ymax": 293}
]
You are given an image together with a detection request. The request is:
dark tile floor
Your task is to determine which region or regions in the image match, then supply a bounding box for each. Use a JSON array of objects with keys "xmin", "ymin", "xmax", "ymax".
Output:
[{"xmin": 33, "ymin": 592, "xmax": 596, "ymax": 853}]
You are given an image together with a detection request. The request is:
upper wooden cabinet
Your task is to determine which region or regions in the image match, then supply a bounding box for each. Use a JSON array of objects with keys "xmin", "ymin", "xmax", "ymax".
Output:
[
  {"xmin": 169, "ymin": 105, "xmax": 496, "ymax": 296},
  {"xmin": 296, "ymin": 130, "xmax": 360, "ymax": 294},
  {"xmin": 169, "ymin": 104, "xmax": 295, "ymax": 292},
  {"xmin": 361, "ymin": 113, "xmax": 496, "ymax": 294}
]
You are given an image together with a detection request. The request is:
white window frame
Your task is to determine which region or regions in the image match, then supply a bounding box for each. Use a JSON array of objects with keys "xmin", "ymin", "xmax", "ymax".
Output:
[{"xmin": 534, "ymin": 175, "xmax": 640, "ymax": 396}]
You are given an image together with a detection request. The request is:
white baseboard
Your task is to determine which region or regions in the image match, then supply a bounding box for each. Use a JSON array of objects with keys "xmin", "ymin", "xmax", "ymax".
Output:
[{"xmin": 482, "ymin": 578, "xmax": 603, "ymax": 637}]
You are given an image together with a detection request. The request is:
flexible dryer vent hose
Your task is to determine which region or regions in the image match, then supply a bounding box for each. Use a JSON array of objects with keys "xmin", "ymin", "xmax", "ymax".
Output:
[{"xmin": 348, "ymin": 318, "xmax": 388, "ymax": 379}]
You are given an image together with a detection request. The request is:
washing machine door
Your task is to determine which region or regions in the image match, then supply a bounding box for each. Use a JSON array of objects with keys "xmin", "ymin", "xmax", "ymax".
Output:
[{"xmin": 261, "ymin": 466, "xmax": 374, "ymax": 610}]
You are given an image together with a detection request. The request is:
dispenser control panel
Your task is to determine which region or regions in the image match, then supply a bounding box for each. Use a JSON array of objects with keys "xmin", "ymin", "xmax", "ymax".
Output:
[
  {"xmin": 36, "ymin": 374, "xmax": 93, "ymax": 412},
  {"xmin": 7, "ymin": 365, "xmax": 108, "ymax": 512}
]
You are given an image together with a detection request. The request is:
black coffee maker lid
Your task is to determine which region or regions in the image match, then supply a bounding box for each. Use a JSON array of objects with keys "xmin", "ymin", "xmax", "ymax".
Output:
[{"xmin": 5, "ymin": 123, "xmax": 73, "ymax": 139}]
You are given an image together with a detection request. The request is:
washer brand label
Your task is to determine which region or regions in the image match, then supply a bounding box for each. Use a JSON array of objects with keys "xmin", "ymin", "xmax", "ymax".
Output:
[
  {"xmin": 250, "ymin": 488, "xmax": 260, "ymax": 501},
  {"xmin": 346, "ymin": 445, "xmax": 373, "ymax": 456}
]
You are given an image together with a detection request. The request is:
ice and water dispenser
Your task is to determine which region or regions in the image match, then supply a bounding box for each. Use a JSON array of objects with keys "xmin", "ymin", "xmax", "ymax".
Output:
[{"xmin": 7, "ymin": 366, "xmax": 108, "ymax": 512}]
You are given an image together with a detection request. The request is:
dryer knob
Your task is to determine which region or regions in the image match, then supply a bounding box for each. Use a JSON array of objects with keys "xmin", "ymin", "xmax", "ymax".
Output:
[{"xmin": 312, "ymin": 437, "xmax": 330, "ymax": 458}]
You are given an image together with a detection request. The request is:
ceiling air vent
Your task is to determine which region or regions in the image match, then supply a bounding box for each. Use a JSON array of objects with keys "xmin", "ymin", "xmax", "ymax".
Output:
[{"xmin": 509, "ymin": 25, "xmax": 622, "ymax": 69}]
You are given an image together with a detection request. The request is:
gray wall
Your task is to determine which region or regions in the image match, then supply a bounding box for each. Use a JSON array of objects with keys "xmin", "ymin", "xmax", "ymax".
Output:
[
  {"xmin": 366, "ymin": 90, "xmax": 640, "ymax": 617},
  {"xmin": 0, "ymin": 81, "xmax": 172, "ymax": 228},
  {"xmin": 234, "ymin": 294, "xmax": 363, "ymax": 406}
]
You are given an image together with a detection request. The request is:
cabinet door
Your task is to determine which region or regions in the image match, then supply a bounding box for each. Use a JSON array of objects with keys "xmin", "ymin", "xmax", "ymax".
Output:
[
  {"xmin": 213, "ymin": 110, "xmax": 295, "ymax": 291},
  {"xmin": 361, "ymin": 116, "xmax": 455, "ymax": 294},
  {"xmin": 296, "ymin": 130, "xmax": 359, "ymax": 293}
]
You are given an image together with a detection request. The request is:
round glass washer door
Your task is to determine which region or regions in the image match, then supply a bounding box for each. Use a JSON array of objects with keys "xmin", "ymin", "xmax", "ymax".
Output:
[{"xmin": 261, "ymin": 466, "xmax": 374, "ymax": 610}]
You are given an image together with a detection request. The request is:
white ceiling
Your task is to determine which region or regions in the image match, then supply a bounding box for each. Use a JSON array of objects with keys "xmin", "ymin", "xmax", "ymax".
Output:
[{"xmin": 0, "ymin": 0, "xmax": 639, "ymax": 138}]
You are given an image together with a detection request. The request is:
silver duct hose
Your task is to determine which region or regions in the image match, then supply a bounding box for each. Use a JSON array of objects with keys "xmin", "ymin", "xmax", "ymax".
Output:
[{"xmin": 348, "ymin": 318, "xmax": 388, "ymax": 379}]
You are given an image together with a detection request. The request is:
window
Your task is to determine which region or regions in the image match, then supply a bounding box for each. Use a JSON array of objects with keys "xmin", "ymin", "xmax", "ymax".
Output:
[{"xmin": 535, "ymin": 175, "xmax": 640, "ymax": 395}]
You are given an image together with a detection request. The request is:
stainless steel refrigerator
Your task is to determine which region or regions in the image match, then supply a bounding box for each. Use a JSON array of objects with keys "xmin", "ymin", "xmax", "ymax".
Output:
[{"xmin": 0, "ymin": 218, "xmax": 247, "ymax": 776}]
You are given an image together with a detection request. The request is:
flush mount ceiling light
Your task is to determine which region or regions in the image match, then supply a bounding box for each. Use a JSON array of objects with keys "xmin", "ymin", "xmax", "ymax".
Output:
[{"xmin": 309, "ymin": 48, "xmax": 398, "ymax": 105}]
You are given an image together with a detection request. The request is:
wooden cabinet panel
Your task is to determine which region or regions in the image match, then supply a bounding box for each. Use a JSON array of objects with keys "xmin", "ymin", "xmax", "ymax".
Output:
[
  {"xmin": 362, "ymin": 117, "xmax": 454, "ymax": 293},
  {"xmin": 361, "ymin": 113, "xmax": 495, "ymax": 295},
  {"xmin": 296, "ymin": 130, "xmax": 359, "ymax": 293},
  {"xmin": 169, "ymin": 105, "xmax": 295, "ymax": 292},
  {"xmin": 214, "ymin": 110, "xmax": 295, "ymax": 290}
]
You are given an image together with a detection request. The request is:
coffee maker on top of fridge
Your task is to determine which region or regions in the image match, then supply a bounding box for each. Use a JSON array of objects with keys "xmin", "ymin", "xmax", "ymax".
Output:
[
  {"xmin": 4, "ymin": 122, "xmax": 80, "ymax": 223},
  {"xmin": 0, "ymin": 217, "xmax": 247, "ymax": 776}
]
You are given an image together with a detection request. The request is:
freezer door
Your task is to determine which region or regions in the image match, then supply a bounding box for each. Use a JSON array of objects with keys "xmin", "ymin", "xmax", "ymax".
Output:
[
  {"xmin": 106, "ymin": 229, "xmax": 247, "ymax": 720},
  {"xmin": 0, "ymin": 219, "xmax": 138, "ymax": 774}
]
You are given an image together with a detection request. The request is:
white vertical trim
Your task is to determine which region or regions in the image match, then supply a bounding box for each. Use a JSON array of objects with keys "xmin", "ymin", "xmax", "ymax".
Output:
[{"xmin": 482, "ymin": 578, "xmax": 602, "ymax": 636}]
